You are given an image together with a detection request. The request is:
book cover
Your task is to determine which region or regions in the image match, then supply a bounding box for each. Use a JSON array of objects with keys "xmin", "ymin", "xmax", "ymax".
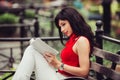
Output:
[{"xmin": 30, "ymin": 38, "xmax": 59, "ymax": 55}]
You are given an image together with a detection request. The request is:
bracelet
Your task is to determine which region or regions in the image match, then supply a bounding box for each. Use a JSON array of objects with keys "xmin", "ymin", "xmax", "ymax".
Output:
[{"xmin": 59, "ymin": 63, "xmax": 64, "ymax": 70}]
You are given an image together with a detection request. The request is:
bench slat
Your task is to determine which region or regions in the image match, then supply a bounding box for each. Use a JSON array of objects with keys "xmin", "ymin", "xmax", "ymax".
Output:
[
  {"xmin": 93, "ymin": 47, "xmax": 120, "ymax": 64},
  {"xmin": 91, "ymin": 62, "xmax": 120, "ymax": 80}
]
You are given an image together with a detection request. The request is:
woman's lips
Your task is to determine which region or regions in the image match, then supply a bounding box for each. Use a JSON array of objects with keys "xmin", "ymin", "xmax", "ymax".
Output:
[{"xmin": 64, "ymin": 31, "xmax": 68, "ymax": 36}]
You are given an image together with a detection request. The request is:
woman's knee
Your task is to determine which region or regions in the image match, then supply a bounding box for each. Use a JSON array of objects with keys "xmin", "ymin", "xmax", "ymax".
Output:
[{"xmin": 23, "ymin": 45, "xmax": 35, "ymax": 56}]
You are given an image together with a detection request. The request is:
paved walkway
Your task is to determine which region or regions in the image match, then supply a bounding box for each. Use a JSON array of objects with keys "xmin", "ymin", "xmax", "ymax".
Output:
[
  {"xmin": 0, "ymin": 41, "xmax": 20, "ymax": 69},
  {"xmin": 0, "ymin": 27, "xmax": 31, "ymax": 70},
  {"xmin": 0, "ymin": 40, "xmax": 30, "ymax": 70}
]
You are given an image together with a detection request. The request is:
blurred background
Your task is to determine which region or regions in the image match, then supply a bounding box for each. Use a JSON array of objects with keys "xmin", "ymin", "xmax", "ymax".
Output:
[{"xmin": 0, "ymin": 0, "xmax": 120, "ymax": 79}]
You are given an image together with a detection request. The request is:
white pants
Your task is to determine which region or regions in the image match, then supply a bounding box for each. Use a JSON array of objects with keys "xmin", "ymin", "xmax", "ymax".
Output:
[{"xmin": 12, "ymin": 45, "xmax": 66, "ymax": 80}]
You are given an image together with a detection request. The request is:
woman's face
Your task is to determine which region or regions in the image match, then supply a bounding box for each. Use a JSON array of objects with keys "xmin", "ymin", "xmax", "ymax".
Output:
[{"xmin": 59, "ymin": 20, "xmax": 73, "ymax": 37}]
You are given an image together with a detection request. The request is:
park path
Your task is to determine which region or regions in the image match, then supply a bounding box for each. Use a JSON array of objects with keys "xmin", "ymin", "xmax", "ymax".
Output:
[{"xmin": 0, "ymin": 41, "xmax": 22, "ymax": 70}]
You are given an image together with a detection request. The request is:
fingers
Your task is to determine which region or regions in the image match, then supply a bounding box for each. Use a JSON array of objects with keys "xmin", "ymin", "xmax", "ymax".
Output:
[
  {"xmin": 43, "ymin": 52, "xmax": 55, "ymax": 63},
  {"xmin": 44, "ymin": 52, "xmax": 55, "ymax": 56}
]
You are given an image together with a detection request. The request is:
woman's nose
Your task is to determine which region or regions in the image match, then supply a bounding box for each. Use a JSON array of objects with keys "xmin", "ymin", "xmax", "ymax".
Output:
[{"xmin": 61, "ymin": 27, "xmax": 64, "ymax": 32}]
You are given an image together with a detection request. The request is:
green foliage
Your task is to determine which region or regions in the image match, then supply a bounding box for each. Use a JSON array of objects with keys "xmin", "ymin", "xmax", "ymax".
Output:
[
  {"xmin": 0, "ymin": 73, "xmax": 12, "ymax": 80},
  {"xmin": 0, "ymin": 68, "xmax": 15, "ymax": 80},
  {"xmin": 24, "ymin": 9, "xmax": 35, "ymax": 19},
  {"xmin": 103, "ymin": 40, "xmax": 120, "ymax": 53},
  {"xmin": 0, "ymin": 13, "xmax": 19, "ymax": 24}
]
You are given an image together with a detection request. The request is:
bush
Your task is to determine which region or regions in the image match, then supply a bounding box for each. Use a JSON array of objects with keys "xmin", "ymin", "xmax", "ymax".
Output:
[
  {"xmin": 0, "ymin": 13, "xmax": 19, "ymax": 24},
  {"xmin": 0, "ymin": 13, "xmax": 19, "ymax": 37},
  {"xmin": 24, "ymin": 9, "xmax": 35, "ymax": 19}
]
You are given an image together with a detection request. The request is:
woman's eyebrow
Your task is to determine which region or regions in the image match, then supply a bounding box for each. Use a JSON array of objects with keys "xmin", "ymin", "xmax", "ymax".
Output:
[{"xmin": 59, "ymin": 22, "xmax": 63, "ymax": 25}]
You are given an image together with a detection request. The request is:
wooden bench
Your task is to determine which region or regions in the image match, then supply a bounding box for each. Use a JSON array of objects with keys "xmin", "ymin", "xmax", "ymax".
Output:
[{"xmin": 87, "ymin": 47, "xmax": 120, "ymax": 80}]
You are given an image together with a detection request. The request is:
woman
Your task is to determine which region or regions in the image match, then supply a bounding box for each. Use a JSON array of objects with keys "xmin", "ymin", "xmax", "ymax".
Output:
[{"xmin": 12, "ymin": 7, "xmax": 94, "ymax": 80}]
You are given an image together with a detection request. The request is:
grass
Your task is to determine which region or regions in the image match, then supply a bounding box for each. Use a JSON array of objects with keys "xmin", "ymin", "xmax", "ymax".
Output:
[
  {"xmin": 0, "ymin": 68, "xmax": 15, "ymax": 80},
  {"xmin": 0, "ymin": 73, "xmax": 12, "ymax": 80},
  {"xmin": 103, "ymin": 40, "xmax": 120, "ymax": 53}
]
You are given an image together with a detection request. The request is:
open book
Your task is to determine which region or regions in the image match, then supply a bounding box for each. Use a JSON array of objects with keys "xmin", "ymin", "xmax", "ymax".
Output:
[{"xmin": 30, "ymin": 38, "xmax": 59, "ymax": 55}]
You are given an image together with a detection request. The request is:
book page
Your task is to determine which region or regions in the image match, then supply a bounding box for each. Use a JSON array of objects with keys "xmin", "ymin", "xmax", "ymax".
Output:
[{"xmin": 30, "ymin": 38, "xmax": 59, "ymax": 55}]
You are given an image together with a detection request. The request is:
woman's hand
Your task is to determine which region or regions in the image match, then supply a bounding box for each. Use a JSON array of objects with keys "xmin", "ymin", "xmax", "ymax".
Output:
[{"xmin": 43, "ymin": 52, "xmax": 62, "ymax": 69}]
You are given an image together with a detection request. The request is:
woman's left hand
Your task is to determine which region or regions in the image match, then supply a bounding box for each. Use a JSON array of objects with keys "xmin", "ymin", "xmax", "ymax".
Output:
[{"xmin": 43, "ymin": 52, "xmax": 62, "ymax": 69}]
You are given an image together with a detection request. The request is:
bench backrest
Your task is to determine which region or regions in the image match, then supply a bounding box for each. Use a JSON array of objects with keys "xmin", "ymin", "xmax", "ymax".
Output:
[{"xmin": 89, "ymin": 47, "xmax": 120, "ymax": 80}]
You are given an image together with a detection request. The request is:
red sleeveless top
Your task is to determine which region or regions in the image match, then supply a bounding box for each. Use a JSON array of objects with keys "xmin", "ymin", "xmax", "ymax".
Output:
[{"xmin": 58, "ymin": 34, "xmax": 80, "ymax": 76}]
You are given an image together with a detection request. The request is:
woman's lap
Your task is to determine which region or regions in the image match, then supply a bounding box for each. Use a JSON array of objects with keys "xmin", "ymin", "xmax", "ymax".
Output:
[{"xmin": 13, "ymin": 45, "xmax": 60, "ymax": 80}]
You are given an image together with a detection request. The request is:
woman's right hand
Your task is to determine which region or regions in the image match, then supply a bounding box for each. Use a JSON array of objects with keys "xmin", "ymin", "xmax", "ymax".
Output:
[{"xmin": 43, "ymin": 52, "xmax": 62, "ymax": 69}]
